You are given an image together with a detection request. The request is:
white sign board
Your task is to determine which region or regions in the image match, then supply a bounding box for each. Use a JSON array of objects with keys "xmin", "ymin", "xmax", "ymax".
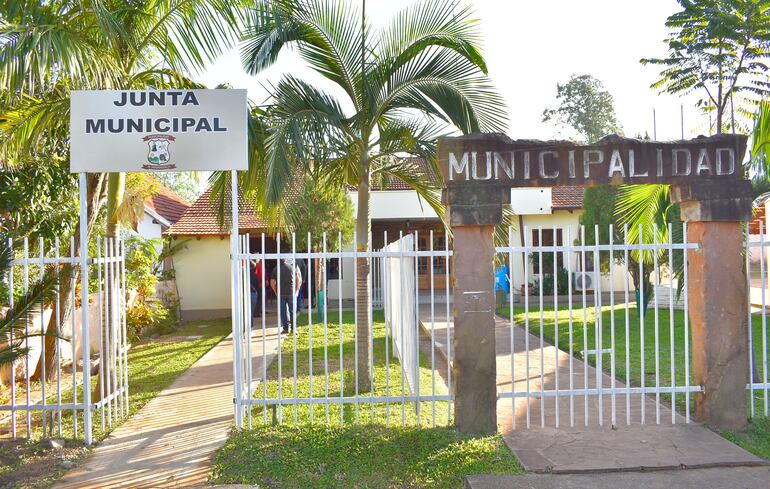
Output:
[{"xmin": 70, "ymin": 89, "xmax": 247, "ymax": 173}]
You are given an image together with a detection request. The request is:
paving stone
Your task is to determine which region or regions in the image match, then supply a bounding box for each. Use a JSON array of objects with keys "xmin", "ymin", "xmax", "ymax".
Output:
[{"xmin": 55, "ymin": 320, "xmax": 280, "ymax": 489}]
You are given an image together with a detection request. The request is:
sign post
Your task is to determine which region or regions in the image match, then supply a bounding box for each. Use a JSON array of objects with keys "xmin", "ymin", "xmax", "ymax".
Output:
[
  {"xmin": 439, "ymin": 132, "xmax": 750, "ymax": 434},
  {"xmin": 70, "ymin": 89, "xmax": 248, "ymax": 441}
]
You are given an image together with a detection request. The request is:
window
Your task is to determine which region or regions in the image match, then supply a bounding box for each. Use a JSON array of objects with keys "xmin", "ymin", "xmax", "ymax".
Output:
[
  {"xmin": 417, "ymin": 230, "xmax": 447, "ymax": 275},
  {"xmin": 326, "ymin": 259, "xmax": 342, "ymax": 280},
  {"xmin": 531, "ymin": 228, "xmax": 563, "ymax": 274}
]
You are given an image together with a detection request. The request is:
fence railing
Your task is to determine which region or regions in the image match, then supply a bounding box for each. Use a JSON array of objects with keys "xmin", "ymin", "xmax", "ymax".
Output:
[
  {"xmin": 1, "ymin": 237, "xmax": 128, "ymax": 442},
  {"xmin": 746, "ymin": 223, "xmax": 770, "ymax": 418},
  {"xmin": 231, "ymin": 225, "xmax": 770, "ymax": 431},
  {"xmin": 232, "ymin": 231, "xmax": 453, "ymax": 429}
]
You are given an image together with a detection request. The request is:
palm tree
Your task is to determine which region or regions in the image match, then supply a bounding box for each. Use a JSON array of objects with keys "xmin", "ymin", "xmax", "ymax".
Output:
[
  {"xmin": 237, "ymin": 0, "xmax": 507, "ymax": 388},
  {"xmin": 0, "ymin": 0, "xmax": 247, "ymax": 380}
]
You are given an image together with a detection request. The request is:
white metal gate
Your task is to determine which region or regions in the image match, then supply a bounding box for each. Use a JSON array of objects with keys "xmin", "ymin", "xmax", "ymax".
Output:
[
  {"xmin": 231, "ymin": 229, "xmax": 453, "ymax": 429},
  {"xmin": 1, "ymin": 236, "xmax": 128, "ymax": 443},
  {"xmin": 495, "ymin": 223, "xmax": 701, "ymax": 429}
]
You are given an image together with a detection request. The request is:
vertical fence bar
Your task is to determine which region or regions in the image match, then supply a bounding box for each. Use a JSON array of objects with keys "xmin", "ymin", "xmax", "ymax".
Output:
[
  {"xmin": 8, "ymin": 238, "xmax": 16, "ymax": 438},
  {"xmin": 430, "ymin": 230, "xmax": 436, "ymax": 427},
  {"xmin": 369, "ymin": 231, "xmax": 374, "ymax": 424},
  {"xmin": 79, "ymin": 173, "xmax": 93, "ymax": 445},
  {"xmin": 277, "ymin": 234, "xmax": 283, "ymax": 424},
  {"xmin": 323, "ymin": 233, "xmax": 329, "ymax": 425},
  {"xmin": 525, "ymin": 226, "xmax": 531, "ymax": 428},
  {"xmin": 399, "ymin": 231, "xmax": 405, "ymax": 427},
  {"xmin": 298, "ymin": 231, "xmax": 313, "ymax": 424},
  {"xmin": 23, "ymin": 237, "xmax": 30, "ymax": 438},
  {"xmin": 384, "ymin": 231, "xmax": 390, "ymax": 425},
  {"xmin": 70, "ymin": 236, "xmax": 77, "ymax": 438},
  {"xmin": 565, "ymin": 227, "xmax": 575, "ymax": 427},
  {"xmin": 538, "ymin": 227, "xmax": 544, "ymax": 428},
  {"xmin": 762, "ymin": 222, "xmax": 769, "ymax": 415},
  {"xmin": 414, "ymin": 230, "xmax": 420, "ymax": 427},
  {"xmin": 261, "ymin": 234, "xmax": 267, "ymax": 425},
  {"xmin": 121, "ymin": 239, "xmax": 129, "ymax": 418},
  {"xmin": 623, "ymin": 225, "xmax": 631, "ymax": 425},
  {"xmin": 580, "ymin": 226, "xmax": 588, "ymax": 426},
  {"xmin": 292, "ymin": 233, "xmax": 298, "ymax": 425},
  {"xmin": 353, "ymin": 231, "xmax": 359, "ymax": 425},
  {"xmin": 593, "ymin": 224, "xmax": 603, "ymax": 427},
  {"xmin": 38, "ymin": 237, "xmax": 46, "ymax": 436},
  {"xmin": 636, "ymin": 224, "xmax": 647, "ymax": 424},
  {"xmin": 553, "ymin": 225, "xmax": 559, "ymax": 427},
  {"xmin": 683, "ymin": 223, "xmax": 690, "ymax": 422},
  {"xmin": 246, "ymin": 234, "xmax": 253, "ymax": 429},
  {"xmin": 97, "ymin": 238, "xmax": 105, "ymax": 431},
  {"xmin": 653, "ymin": 229, "xmax": 660, "ymax": 424},
  {"xmin": 338, "ymin": 232, "xmax": 343, "ymax": 424},
  {"xmin": 55, "ymin": 237, "xmax": 63, "ymax": 435},
  {"xmin": 668, "ymin": 223, "xmax": 676, "ymax": 423},
  {"xmin": 229, "ymin": 170, "xmax": 242, "ymax": 430},
  {"xmin": 508, "ymin": 226, "xmax": 516, "ymax": 429},
  {"xmin": 445, "ymin": 227, "xmax": 451, "ymax": 421},
  {"xmin": 609, "ymin": 224, "xmax": 616, "ymax": 427}
]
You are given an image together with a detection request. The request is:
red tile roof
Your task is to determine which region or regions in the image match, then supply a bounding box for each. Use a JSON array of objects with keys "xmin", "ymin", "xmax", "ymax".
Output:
[
  {"xmin": 164, "ymin": 186, "xmax": 266, "ymax": 236},
  {"xmin": 551, "ymin": 186, "xmax": 584, "ymax": 210},
  {"xmin": 144, "ymin": 180, "xmax": 190, "ymax": 224}
]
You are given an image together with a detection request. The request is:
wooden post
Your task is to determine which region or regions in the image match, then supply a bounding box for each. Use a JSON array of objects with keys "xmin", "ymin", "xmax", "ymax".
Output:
[{"xmin": 671, "ymin": 180, "xmax": 753, "ymax": 430}]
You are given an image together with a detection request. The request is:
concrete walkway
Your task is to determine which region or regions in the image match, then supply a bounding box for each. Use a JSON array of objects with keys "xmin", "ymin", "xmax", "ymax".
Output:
[
  {"xmin": 465, "ymin": 466, "xmax": 770, "ymax": 489},
  {"xmin": 420, "ymin": 310, "xmax": 764, "ymax": 473},
  {"xmin": 56, "ymin": 322, "xmax": 280, "ymax": 489}
]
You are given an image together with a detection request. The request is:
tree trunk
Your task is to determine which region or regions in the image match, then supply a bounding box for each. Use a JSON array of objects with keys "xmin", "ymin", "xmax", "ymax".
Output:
[
  {"xmin": 32, "ymin": 173, "xmax": 106, "ymax": 381},
  {"xmin": 356, "ymin": 162, "xmax": 373, "ymax": 393}
]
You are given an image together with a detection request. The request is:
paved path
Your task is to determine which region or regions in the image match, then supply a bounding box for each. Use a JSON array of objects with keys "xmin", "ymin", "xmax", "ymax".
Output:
[
  {"xmin": 420, "ymin": 310, "xmax": 764, "ymax": 473},
  {"xmin": 465, "ymin": 466, "xmax": 770, "ymax": 489},
  {"xmin": 56, "ymin": 322, "xmax": 280, "ymax": 489}
]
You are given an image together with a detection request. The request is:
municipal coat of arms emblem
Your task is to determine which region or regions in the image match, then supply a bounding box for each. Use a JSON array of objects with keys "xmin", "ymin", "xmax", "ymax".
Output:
[{"xmin": 141, "ymin": 134, "xmax": 177, "ymax": 170}]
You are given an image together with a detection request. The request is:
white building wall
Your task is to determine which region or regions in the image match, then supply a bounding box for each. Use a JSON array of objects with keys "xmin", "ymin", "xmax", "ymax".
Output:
[
  {"xmin": 136, "ymin": 213, "xmax": 163, "ymax": 241},
  {"xmin": 173, "ymin": 236, "xmax": 231, "ymax": 319}
]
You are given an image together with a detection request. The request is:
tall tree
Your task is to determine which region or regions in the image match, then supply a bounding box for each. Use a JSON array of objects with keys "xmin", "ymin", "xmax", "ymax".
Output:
[
  {"xmin": 0, "ymin": 0, "xmax": 246, "ymax": 380},
  {"xmin": 236, "ymin": 0, "xmax": 507, "ymax": 388},
  {"xmin": 542, "ymin": 74, "xmax": 622, "ymax": 142},
  {"xmin": 620, "ymin": 0, "xmax": 770, "ymax": 258},
  {"xmin": 152, "ymin": 172, "xmax": 203, "ymax": 203},
  {"xmin": 641, "ymin": 0, "xmax": 770, "ymax": 134}
]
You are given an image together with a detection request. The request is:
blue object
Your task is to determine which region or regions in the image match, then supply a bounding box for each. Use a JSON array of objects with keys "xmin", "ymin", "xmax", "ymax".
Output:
[{"xmin": 495, "ymin": 265, "xmax": 510, "ymax": 293}]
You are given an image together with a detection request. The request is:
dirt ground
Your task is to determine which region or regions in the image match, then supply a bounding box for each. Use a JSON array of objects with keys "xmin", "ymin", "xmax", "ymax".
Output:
[{"xmin": 0, "ymin": 438, "xmax": 89, "ymax": 489}]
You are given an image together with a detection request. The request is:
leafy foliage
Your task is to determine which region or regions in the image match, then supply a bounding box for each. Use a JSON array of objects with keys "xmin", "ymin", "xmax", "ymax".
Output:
[
  {"xmin": 542, "ymin": 74, "xmax": 622, "ymax": 142},
  {"xmin": 151, "ymin": 172, "xmax": 203, "ymax": 203},
  {"xmin": 123, "ymin": 235, "xmax": 173, "ymax": 338},
  {"xmin": 287, "ymin": 175, "xmax": 355, "ymax": 253},
  {"xmin": 232, "ymin": 0, "xmax": 507, "ymax": 229},
  {"xmin": 641, "ymin": 0, "xmax": 770, "ymax": 133}
]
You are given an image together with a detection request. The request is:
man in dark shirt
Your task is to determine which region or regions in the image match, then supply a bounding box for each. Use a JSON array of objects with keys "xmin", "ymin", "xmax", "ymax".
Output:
[{"xmin": 270, "ymin": 259, "xmax": 302, "ymax": 333}]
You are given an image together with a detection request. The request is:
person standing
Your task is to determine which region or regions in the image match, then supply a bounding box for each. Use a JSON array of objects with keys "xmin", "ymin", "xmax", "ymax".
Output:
[
  {"xmin": 270, "ymin": 258, "xmax": 302, "ymax": 334},
  {"xmin": 250, "ymin": 259, "xmax": 267, "ymax": 319}
]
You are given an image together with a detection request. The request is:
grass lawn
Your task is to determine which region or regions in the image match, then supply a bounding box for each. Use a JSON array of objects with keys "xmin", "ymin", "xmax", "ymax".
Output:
[
  {"xmin": 211, "ymin": 310, "xmax": 522, "ymax": 488},
  {"xmin": 0, "ymin": 318, "xmax": 231, "ymax": 488},
  {"xmin": 496, "ymin": 302, "xmax": 770, "ymax": 459}
]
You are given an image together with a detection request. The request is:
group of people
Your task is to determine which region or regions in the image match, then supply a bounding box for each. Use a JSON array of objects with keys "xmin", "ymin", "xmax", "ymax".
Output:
[{"xmin": 249, "ymin": 258, "xmax": 304, "ymax": 334}]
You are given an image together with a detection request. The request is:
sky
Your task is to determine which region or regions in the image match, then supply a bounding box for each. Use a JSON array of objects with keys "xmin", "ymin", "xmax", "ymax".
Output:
[{"xmin": 198, "ymin": 0, "xmax": 707, "ymax": 144}]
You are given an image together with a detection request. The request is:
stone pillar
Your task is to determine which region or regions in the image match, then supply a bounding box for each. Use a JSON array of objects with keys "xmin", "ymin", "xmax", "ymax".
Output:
[
  {"xmin": 671, "ymin": 180, "xmax": 753, "ymax": 431},
  {"xmin": 453, "ymin": 225, "xmax": 497, "ymax": 434},
  {"xmin": 446, "ymin": 183, "xmax": 507, "ymax": 434}
]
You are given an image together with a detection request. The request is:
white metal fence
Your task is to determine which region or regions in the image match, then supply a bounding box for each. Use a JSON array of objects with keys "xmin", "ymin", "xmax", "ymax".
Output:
[
  {"xmin": 231, "ymin": 224, "xmax": 770, "ymax": 431},
  {"xmin": 1, "ymin": 237, "xmax": 128, "ymax": 442},
  {"xmin": 231, "ymin": 231, "xmax": 453, "ymax": 428},
  {"xmin": 746, "ymin": 223, "xmax": 770, "ymax": 418},
  {"xmin": 495, "ymin": 223, "xmax": 701, "ymax": 429}
]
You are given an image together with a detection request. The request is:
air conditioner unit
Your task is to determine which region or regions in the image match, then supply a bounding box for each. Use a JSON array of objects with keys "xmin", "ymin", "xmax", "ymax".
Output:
[{"xmin": 574, "ymin": 272, "xmax": 595, "ymax": 291}]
